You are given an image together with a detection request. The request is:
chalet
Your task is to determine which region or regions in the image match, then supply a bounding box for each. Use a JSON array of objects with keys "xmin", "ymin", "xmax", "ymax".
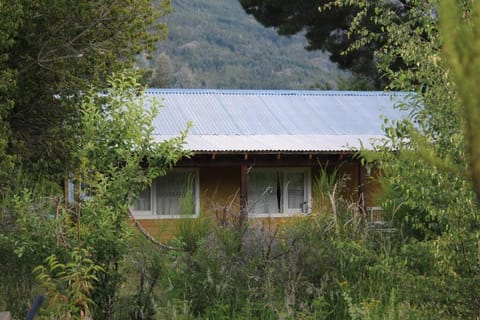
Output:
[{"xmin": 131, "ymin": 89, "xmax": 409, "ymax": 237}]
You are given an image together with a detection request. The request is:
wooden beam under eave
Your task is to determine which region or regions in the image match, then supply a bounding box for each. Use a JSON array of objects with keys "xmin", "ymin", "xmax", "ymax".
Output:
[{"xmin": 176, "ymin": 157, "xmax": 353, "ymax": 168}]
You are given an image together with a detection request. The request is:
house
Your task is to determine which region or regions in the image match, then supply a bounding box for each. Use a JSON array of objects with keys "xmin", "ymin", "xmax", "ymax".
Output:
[{"xmin": 131, "ymin": 89, "xmax": 409, "ymax": 238}]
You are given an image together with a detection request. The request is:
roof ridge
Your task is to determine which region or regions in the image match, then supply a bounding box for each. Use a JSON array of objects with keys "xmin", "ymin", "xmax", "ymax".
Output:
[{"xmin": 146, "ymin": 88, "xmax": 411, "ymax": 97}]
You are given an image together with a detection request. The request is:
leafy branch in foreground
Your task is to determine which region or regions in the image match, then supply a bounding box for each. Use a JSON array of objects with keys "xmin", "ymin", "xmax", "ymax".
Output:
[
  {"xmin": 0, "ymin": 72, "xmax": 187, "ymax": 319},
  {"xmin": 34, "ymin": 248, "xmax": 103, "ymax": 320},
  {"xmin": 1, "ymin": 0, "xmax": 171, "ymax": 181},
  {"xmin": 439, "ymin": 0, "xmax": 480, "ymax": 203}
]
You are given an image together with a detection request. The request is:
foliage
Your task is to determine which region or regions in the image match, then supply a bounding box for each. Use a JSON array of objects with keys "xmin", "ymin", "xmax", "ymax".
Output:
[
  {"xmin": 239, "ymin": 0, "xmax": 427, "ymax": 88},
  {"xmin": 0, "ymin": 1, "xmax": 20, "ymax": 192},
  {"xmin": 0, "ymin": 176, "xmax": 62, "ymax": 315},
  {"xmin": 0, "ymin": 0, "xmax": 171, "ymax": 181},
  {"xmin": 148, "ymin": 53, "xmax": 175, "ymax": 88},
  {"xmin": 124, "ymin": 237, "xmax": 164, "ymax": 320},
  {"xmin": 175, "ymin": 216, "xmax": 212, "ymax": 254},
  {"xmin": 34, "ymin": 248, "xmax": 103, "ymax": 320},
  {"xmin": 326, "ymin": 0, "xmax": 480, "ymax": 316},
  {"xmin": 139, "ymin": 180, "xmax": 440, "ymax": 319},
  {"xmin": 238, "ymin": 0, "xmax": 379, "ymax": 83},
  {"xmin": 149, "ymin": 191, "xmax": 479, "ymax": 318},
  {"xmin": 0, "ymin": 0, "xmax": 182, "ymax": 318},
  {"xmin": 73, "ymin": 73, "xmax": 186, "ymax": 319},
  {"xmin": 312, "ymin": 162, "xmax": 349, "ymax": 230},
  {"xmin": 439, "ymin": 0, "xmax": 480, "ymax": 202},
  {"xmin": 0, "ymin": 73, "xmax": 186, "ymax": 319},
  {"xmin": 4, "ymin": 0, "xmax": 480, "ymax": 319}
]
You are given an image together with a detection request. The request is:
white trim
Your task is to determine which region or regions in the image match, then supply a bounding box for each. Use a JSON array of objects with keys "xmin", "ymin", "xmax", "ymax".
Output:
[
  {"xmin": 248, "ymin": 212, "xmax": 306, "ymax": 218},
  {"xmin": 131, "ymin": 168, "xmax": 200, "ymax": 219},
  {"xmin": 133, "ymin": 214, "xmax": 200, "ymax": 220},
  {"xmin": 248, "ymin": 167, "xmax": 311, "ymax": 217}
]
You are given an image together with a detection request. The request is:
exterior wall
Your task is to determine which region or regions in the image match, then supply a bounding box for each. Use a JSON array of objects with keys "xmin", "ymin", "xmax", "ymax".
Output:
[
  {"xmin": 311, "ymin": 162, "xmax": 383, "ymax": 210},
  {"xmin": 137, "ymin": 166, "xmax": 241, "ymax": 241},
  {"xmin": 135, "ymin": 218, "xmax": 179, "ymax": 241},
  {"xmin": 199, "ymin": 166, "xmax": 241, "ymax": 215},
  {"xmin": 337, "ymin": 162, "xmax": 361, "ymax": 203},
  {"xmin": 364, "ymin": 166, "xmax": 380, "ymax": 207},
  {"xmin": 310, "ymin": 161, "xmax": 362, "ymax": 213},
  {"xmin": 135, "ymin": 158, "xmax": 384, "ymax": 242}
]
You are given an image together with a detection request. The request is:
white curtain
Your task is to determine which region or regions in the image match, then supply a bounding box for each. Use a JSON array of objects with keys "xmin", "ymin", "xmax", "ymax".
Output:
[
  {"xmin": 156, "ymin": 172, "xmax": 194, "ymax": 215},
  {"xmin": 286, "ymin": 172, "xmax": 305, "ymax": 210},
  {"xmin": 133, "ymin": 187, "xmax": 151, "ymax": 211},
  {"xmin": 248, "ymin": 170, "xmax": 282, "ymax": 214}
]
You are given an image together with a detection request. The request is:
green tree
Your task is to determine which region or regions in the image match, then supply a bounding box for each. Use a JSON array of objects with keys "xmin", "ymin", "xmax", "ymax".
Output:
[
  {"xmin": 149, "ymin": 52, "xmax": 175, "ymax": 88},
  {"xmin": 1, "ymin": 0, "xmax": 171, "ymax": 181},
  {"xmin": 0, "ymin": 1, "xmax": 21, "ymax": 188},
  {"xmin": 238, "ymin": 0, "xmax": 409, "ymax": 87},
  {"xmin": 153, "ymin": 0, "xmax": 343, "ymax": 90},
  {"xmin": 175, "ymin": 64, "xmax": 200, "ymax": 88},
  {"xmin": 439, "ymin": 0, "xmax": 480, "ymax": 203},
  {"xmin": 0, "ymin": 73, "xmax": 187, "ymax": 319},
  {"xmin": 70, "ymin": 73, "xmax": 186, "ymax": 319},
  {"xmin": 238, "ymin": 0, "xmax": 371, "ymax": 74},
  {"xmin": 332, "ymin": 0, "xmax": 471, "ymax": 235},
  {"xmin": 332, "ymin": 0, "xmax": 480, "ymax": 315}
]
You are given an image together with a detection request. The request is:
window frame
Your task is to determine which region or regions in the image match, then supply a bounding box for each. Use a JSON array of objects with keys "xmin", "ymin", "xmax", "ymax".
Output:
[
  {"xmin": 131, "ymin": 168, "xmax": 200, "ymax": 219},
  {"xmin": 247, "ymin": 167, "xmax": 311, "ymax": 217}
]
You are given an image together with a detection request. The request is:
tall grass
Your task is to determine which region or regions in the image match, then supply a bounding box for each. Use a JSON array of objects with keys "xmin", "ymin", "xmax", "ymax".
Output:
[
  {"xmin": 175, "ymin": 175, "xmax": 212, "ymax": 253},
  {"xmin": 115, "ymin": 165, "xmax": 464, "ymax": 319},
  {"xmin": 125, "ymin": 165, "xmax": 404, "ymax": 319}
]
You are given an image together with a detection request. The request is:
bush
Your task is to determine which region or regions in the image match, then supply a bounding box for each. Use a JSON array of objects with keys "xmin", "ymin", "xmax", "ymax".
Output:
[{"xmin": 149, "ymin": 178, "xmax": 401, "ymax": 319}]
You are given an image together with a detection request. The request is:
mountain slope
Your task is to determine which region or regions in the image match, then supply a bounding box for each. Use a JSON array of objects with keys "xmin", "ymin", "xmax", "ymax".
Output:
[{"xmin": 142, "ymin": 0, "xmax": 348, "ymax": 89}]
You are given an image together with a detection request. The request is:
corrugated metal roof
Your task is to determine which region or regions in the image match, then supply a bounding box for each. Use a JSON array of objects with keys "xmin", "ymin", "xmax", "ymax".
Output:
[{"xmin": 146, "ymin": 89, "xmax": 411, "ymax": 152}]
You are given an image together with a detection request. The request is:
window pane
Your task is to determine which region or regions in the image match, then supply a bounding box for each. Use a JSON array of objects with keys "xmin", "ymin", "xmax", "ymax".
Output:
[
  {"xmin": 133, "ymin": 187, "xmax": 151, "ymax": 211},
  {"xmin": 286, "ymin": 172, "xmax": 305, "ymax": 210},
  {"xmin": 248, "ymin": 170, "xmax": 282, "ymax": 214},
  {"xmin": 156, "ymin": 172, "xmax": 195, "ymax": 215}
]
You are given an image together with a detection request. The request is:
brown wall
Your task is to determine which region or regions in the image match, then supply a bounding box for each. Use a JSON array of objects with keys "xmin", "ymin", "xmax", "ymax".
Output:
[
  {"xmin": 137, "ymin": 166, "xmax": 241, "ymax": 241},
  {"xmin": 365, "ymin": 166, "xmax": 383, "ymax": 207},
  {"xmin": 311, "ymin": 161, "xmax": 382, "ymax": 208},
  {"xmin": 136, "ymin": 161, "xmax": 384, "ymax": 242},
  {"xmin": 337, "ymin": 162, "xmax": 361, "ymax": 203},
  {"xmin": 200, "ymin": 166, "xmax": 241, "ymax": 215}
]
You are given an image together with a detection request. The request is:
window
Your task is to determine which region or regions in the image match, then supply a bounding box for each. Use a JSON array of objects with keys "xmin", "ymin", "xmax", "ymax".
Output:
[
  {"xmin": 66, "ymin": 173, "xmax": 92, "ymax": 204},
  {"xmin": 248, "ymin": 168, "xmax": 311, "ymax": 216},
  {"xmin": 132, "ymin": 169, "xmax": 199, "ymax": 219}
]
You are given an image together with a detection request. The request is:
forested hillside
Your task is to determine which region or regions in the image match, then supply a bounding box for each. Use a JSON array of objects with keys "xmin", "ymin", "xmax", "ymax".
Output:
[{"xmin": 140, "ymin": 0, "xmax": 347, "ymax": 89}]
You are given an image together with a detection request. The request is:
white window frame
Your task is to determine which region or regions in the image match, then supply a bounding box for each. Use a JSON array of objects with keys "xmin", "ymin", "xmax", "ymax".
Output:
[
  {"xmin": 132, "ymin": 168, "xmax": 200, "ymax": 219},
  {"xmin": 66, "ymin": 174, "xmax": 92, "ymax": 204},
  {"xmin": 248, "ymin": 167, "xmax": 311, "ymax": 218}
]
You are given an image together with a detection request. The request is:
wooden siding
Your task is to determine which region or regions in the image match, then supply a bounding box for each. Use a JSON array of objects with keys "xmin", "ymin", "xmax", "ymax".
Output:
[
  {"xmin": 338, "ymin": 162, "xmax": 361, "ymax": 203},
  {"xmin": 135, "ymin": 159, "xmax": 383, "ymax": 242},
  {"xmin": 365, "ymin": 166, "xmax": 383, "ymax": 207},
  {"xmin": 137, "ymin": 166, "xmax": 241, "ymax": 241}
]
